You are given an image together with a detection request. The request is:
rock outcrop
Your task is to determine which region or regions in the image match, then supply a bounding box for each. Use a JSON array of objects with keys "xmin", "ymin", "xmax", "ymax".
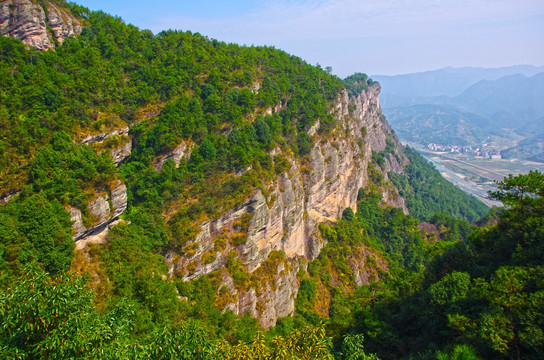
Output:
[
  {"xmin": 348, "ymin": 247, "xmax": 387, "ymax": 287},
  {"xmin": 0, "ymin": 0, "xmax": 81, "ymax": 50},
  {"xmin": 45, "ymin": 2, "xmax": 81, "ymax": 44},
  {"xmin": 81, "ymin": 126, "xmax": 132, "ymax": 166},
  {"xmin": 166, "ymin": 84, "xmax": 409, "ymax": 327},
  {"xmin": 70, "ymin": 180, "xmax": 127, "ymax": 241},
  {"xmin": 154, "ymin": 141, "xmax": 192, "ymax": 171}
]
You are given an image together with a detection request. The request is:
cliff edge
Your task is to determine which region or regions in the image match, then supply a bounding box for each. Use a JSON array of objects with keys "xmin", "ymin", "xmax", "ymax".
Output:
[{"xmin": 165, "ymin": 84, "xmax": 408, "ymax": 327}]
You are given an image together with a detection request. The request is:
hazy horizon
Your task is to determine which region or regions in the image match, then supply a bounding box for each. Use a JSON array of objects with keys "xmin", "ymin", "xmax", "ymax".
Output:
[{"xmin": 76, "ymin": 0, "xmax": 544, "ymax": 77}]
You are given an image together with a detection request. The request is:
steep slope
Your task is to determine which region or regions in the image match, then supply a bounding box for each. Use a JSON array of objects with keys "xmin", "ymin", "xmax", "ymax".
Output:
[
  {"xmin": 0, "ymin": 2, "xmax": 488, "ymax": 331},
  {"xmin": 322, "ymin": 172, "xmax": 544, "ymax": 360},
  {"xmin": 164, "ymin": 83, "xmax": 408, "ymax": 327}
]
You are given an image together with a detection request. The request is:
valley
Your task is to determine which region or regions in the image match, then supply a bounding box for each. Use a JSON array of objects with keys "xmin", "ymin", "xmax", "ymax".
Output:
[
  {"xmin": 1, "ymin": 1, "xmax": 543, "ymax": 359},
  {"xmin": 408, "ymin": 142, "xmax": 544, "ymax": 207}
]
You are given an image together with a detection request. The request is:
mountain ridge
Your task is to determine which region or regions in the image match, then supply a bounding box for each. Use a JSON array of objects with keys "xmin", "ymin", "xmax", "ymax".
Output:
[
  {"xmin": 0, "ymin": 0, "xmax": 491, "ymax": 350},
  {"xmin": 377, "ymin": 68, "xmax": 544, "ymax": 162},
  {"xmin": 373, "ymin": 65, "xmax": 544, "ymax": 100}
]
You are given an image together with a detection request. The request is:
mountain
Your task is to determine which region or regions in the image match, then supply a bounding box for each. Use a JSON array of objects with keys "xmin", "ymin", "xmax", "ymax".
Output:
[
  {"xmin": 0, "ymin": 0, "xmax": 82, "ymax": 49},
  {"xmin": 385, "ymin": 103, "xmax": 504, "ymax": 146},
  {"xmin": 373, "ymin": 65, "xmax": 544, "ymax": 105},
  {"xmin": 502, "ymin": 133, "xmax": 544, "ymax": 162},
  {"xmin": 377, "ymin": 68, "xmax": 544, "ymax": 162},
  {"xmin": 0, "ymin": 1, "xmax": 509, "ymax": 358},
  {"xmin": 449, "ymin": 73, "xmax": 544, "ymax": 129}
]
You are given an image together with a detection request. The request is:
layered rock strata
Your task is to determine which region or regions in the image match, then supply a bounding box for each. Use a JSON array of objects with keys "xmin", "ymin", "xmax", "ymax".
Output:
[
  {"xmin": 0, "ymin": 0, "xmax": 81, "ymax": 50},
  {"xmin": 166, "ymin": 84, "xmax": 408, "ymax": 327},
  {"xmin": 70, "ymin": 180, "xmax": 127, "ymax": 241}
]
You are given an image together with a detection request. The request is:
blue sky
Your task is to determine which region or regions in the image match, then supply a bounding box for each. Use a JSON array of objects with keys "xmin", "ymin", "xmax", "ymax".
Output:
[{"xmin": 76, "ymin": 0, "xmax": 544, "ymax": 77}]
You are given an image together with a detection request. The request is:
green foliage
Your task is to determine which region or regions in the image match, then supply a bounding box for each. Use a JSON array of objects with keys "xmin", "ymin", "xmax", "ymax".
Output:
[
  {"xmin": 343, "ymin": 73, "xmax": 374, "ymax": 97},
  {"xmin": 340, "ymin": 334, "xmax": 381, "ymax": 360},
  {"xmin": 429, "ymin": 271, "xmax": 471, "ymax": 306},
  {"xmin": 436, "ymin": 344, "xmax": 481, "ymax": 360},
  {"xmin": 0, "ymin": 267, "xmax": 251, "ymax": 359},
  {"xmin": 3, "ymin": 3, "xmax": 540, "ymax": 360},
  {"xmin": 323, "ymin": 172, "xmax": 544, "ymax": 360},
  {"xmin": 342, "ymin": 207, "xmax": 355, "ymax": 221},
  {"xmin": 216, "ymin": 325, "xmax": 335, "ymax": 359},
  {"xmin": 294, "ymin": 187, "xmax": 467, "ymax": 356},
  {"xmin": 488, "ymin": 170, "xmax": 544, "ymax": 215},
  {"xmin": 28, "ymin": 131, "xmax": 115, "ymax": 207},
  {"xmin": 0, "ymin": 265, "xmax": 135, "ymax": 359},
  {"xmin": 0, "ymin": 194, "xmax": 73, "ymax": 276},
  {"xmin": 0, "ymin": 5, "xmax": 343, "ymax": 196},
  {"xmin": 430, "ymin": 213, "xmax": 472, "ymax": 241},
  {"xmin": 297, "ymin": 132, "xmax": 312, "ymax": 156},
  {"xmin": 372, "ymin": 137, "xmax": 396, "ymax": 170},
  {"xmin": 390, "ymin": 147, "xmax": 489, "ymax": 222}
]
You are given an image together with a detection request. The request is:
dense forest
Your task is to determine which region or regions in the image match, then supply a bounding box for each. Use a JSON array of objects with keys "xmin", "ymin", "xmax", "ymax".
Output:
[{"xmin": 0, "ymin": 1, "xmax": 541, "ymax": 359}]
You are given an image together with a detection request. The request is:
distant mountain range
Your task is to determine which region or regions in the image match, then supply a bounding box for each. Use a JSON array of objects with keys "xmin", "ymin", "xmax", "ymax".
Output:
[
  {"xmin": 373, "ymin": 66, "xmax": 544, "ymax": 161},
  {"xmin": 374, "ymin": 65, "xmax": 544, "ymax": 100},
  {"xmin": 385, "ymin": 104, "xmax": 507, "ymax": 146}
]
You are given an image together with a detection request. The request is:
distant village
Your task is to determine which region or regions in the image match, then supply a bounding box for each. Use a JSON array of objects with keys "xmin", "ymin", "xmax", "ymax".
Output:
[{"xmin": 427, "ymin": 143, "xmax": 502, "ymax": 159}]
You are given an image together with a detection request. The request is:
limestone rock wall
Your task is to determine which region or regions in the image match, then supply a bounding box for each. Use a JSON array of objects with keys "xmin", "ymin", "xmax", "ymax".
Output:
[
  {"xmin": 0, "ymin": 0, "xmax": 81, "ymax": 50},
  {"xmin": 166, "ymin": 84, "xmax": 409, "ymax": 327}
]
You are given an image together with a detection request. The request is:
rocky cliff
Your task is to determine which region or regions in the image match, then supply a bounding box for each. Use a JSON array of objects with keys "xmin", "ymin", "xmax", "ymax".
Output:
[
  {"xmin": 0, "ymin": 0, "xmax": 81, "ymax": 50},
  {"xmin": 69, "ymin": 180, "xmax": 127, "ymax": 241},
  {"xmin": 165, "ymin": 84, "xmax": 408, "ymax": 327},
  {"xmin": 0, "ymin": 1, "xmax": 407, "ymax": 327}
]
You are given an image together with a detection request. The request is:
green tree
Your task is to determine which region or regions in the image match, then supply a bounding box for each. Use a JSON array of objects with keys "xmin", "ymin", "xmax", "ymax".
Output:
[
  {"xmin": 341, "ymin": 334, "xmax": 381, "ymax": 360},
  {"xmin": 0, "ymin": 266, "xmax": 135, "ymax": 359},
  {"xmin": 342, "ymin": 207, "xmax": 355, "ymax": 221},
  {"xmin": 489, "ymin": 170, "xmax": 544, "ymax": 215}
]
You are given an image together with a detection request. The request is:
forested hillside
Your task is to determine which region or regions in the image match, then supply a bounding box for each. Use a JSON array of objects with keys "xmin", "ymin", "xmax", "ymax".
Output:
[{"xmin": 1, "ymin": 1, "xmax": 532, "ymax": 359}]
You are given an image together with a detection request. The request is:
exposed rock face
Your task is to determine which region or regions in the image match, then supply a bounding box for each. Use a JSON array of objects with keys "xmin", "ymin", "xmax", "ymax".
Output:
[
  {"xmin": 45, "ymin": 3, "xmax": 81, "ymax": 44},
  {"xmin": 0, "ymin": 0, "xmax": 81, "ymax": 50},
  {"xmin": 81, "ymin": 127, "xmax": 130, "ymax": 145},
  {"xmin": 75, "ymin": 218, "xmax": 127, "ymax": 251},
  {"xmin": 81, "ymin": 127, "xmax": 132, "ymax": 166},
  {"xmin": 71, "ymin": 181, "xmax": 128, "ymax": 241},
  {"xmin": 111, "ymin": 141, "xmax": 132, "ymax": 166},
  {"xmin": 166, "ymin": 84, "xmax": 409, "ymax": 327},
  {"xmin": 219, "ymin": 260, "xmax": 298, "ymax": 326},
  {"xmin": 110, "ymin": 183, "xmax": 128, "ymax": 218},
  {"xmin": 0, "ymin": 190, "xmax": 18, "ymax": 204},
  {"xmin": 69, "ymin": 206, "xmax": 86, "ymax": 239},
  {"xmin": 89, "ymin": 194, "xmax": 110, "ymax": 224},
  {"xmin": 0, "ymin": 0, "xmax": 50, "ymax": 49},
  {"xmin": 154, "ymin": 141, "xmax": 192, "ymax": 171}
]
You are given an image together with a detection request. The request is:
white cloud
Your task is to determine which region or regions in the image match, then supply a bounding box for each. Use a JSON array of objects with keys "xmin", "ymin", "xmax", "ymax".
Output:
[{"xmin": 152, "ymin": 0, "xmax": 542, "ymax": 39}]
